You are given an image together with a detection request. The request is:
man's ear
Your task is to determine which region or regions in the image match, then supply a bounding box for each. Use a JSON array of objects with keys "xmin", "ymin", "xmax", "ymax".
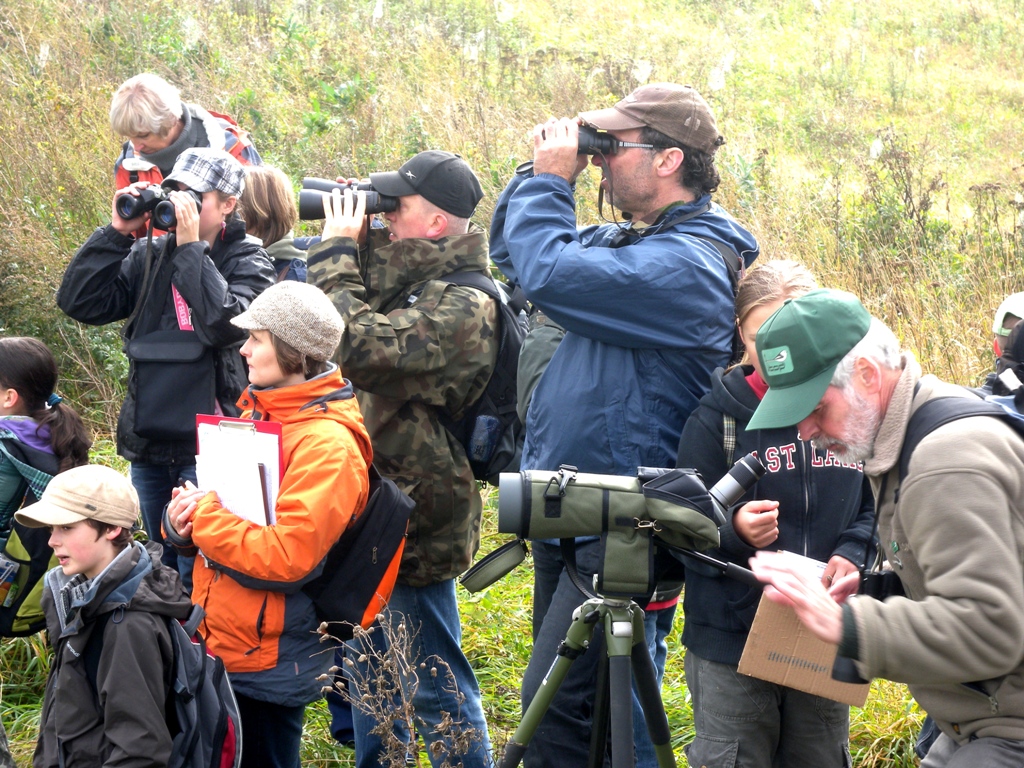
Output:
[
  {"xmin": 654, "ymin": 147, "xmax": 684, "ymax": 178},
  {"xmin": 426, "ymin": 211, "xmax": 448, "ymax": 239},
  {"xmin": 852, "ymin": 357, "xmax": 883, "ymax": 394}
]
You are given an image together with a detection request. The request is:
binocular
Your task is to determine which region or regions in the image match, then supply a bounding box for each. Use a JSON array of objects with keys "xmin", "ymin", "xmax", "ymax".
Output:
[
  {"xmin": 298, "ymin": 177, "xmax": 399, "ymax": 220},
  {"xmin": 115, "ymin": 186, "xmax": 202, "ymax": 230}
]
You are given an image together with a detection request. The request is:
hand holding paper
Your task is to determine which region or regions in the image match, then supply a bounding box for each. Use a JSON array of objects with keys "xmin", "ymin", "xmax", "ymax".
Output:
[
  {"xmin": 749, "ymin": 550, "xmax": 843, "ymax": 645},
  {"xmin": 168, "ymin": 482, "xmax": 208, "ymax": 539}
]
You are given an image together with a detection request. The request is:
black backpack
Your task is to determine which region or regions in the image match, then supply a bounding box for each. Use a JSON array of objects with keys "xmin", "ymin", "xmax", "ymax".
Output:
[
  {"xmin": 437, "ymin": 271, "xmax": 529, "ymax": 483},
  {"xmin": 85, "ymin": 603, "xmax": 243, "ymax": 768},
  {"xmin": 302, "ymin": 464, "xmax": 414, "ymax": 639},
  {"xmin": 0, "ymin": 435, "xmax": 60, "ymax": 637}
]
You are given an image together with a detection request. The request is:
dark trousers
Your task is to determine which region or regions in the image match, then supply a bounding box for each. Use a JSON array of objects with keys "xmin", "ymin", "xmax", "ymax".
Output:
[{"xmin": 236, "ymin": 693, "xmax": 306, "ymax": 768}]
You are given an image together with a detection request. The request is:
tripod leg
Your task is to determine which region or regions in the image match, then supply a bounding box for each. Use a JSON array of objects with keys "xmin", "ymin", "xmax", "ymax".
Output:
[
  {"xmin": 499, "ymin": 600, "xmax": 602, "ymax": 768},
  {"xmin": 631, "ymin": 637, "xmax": 675, "ymax": 768},
  {"xmin": 601, "ymin": 602, "xmax": 644, "ymax": 768},
  {"xmin": 588, "ymin": 651, "xmax": 610, "ymax": 768},
  {"xmin": 608, "ymin": 654, "xmax": 634, "ymax": 768}
]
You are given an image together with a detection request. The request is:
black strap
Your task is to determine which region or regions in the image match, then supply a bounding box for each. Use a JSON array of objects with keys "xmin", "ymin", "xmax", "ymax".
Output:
[
  {"xmin": 898, "ymin": 396, "xmax": 1024, "ymax": 482},
  {"xmin": 437, "ymin": 270, "xmax": 528, "ymax": 315},
  {"xmin": 560, "ymin": 538, "xmax": 599, "ymax": 601},
  {"xmin": 695, "ymin": 236, "xmax": 743, "ymax": 293},
  {"xmin": 122, "ymin": 224, "xmax": 169, "ymax": 341}
]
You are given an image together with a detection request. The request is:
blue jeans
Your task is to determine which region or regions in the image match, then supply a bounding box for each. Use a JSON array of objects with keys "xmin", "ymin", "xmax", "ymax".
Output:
[
  {"xmin": 130, "ymin": 462, "xmax": 196, "ymax": 580},
  {"xmin": 345, "ymin": 580, "xmax": 492, "ymax": 768},
  {"xmin": 633, "ymin": 603, "xmax": 676, "ymax": 768},
  {"xmin": 326, "ymin": 647, "xmax": 356, "ymax": 746},
  {"xmin": 525, "ymin": 540, "xmax": 671, "ymax": 768},
  {"xmin": 235, "ymin": 693, "xmax": 305, "ymax": 768}
]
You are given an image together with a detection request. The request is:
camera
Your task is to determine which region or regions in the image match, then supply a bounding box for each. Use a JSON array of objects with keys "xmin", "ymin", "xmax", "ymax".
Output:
[
  {"xmin": 115, "ymin": 186, "xmax": 202, "ymax": 230},
  {"xmin": 858, "ymin": 569, "xmax": 905, "ymax": 600},
  {"xmin": 831, "ymin": 569, "xmax": 905, "ymax": 685},
  {"xmin": 298, "ymin": 177, "xmax": 399, "ymax": 220},
  {"xmin": 494, "ymin": 453, "xmax": 766, "ymax": 597}
]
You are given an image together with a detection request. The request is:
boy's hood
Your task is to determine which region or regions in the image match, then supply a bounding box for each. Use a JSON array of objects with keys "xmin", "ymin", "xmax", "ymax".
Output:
[{"xmin": 48, "ymin": 541, "xmax": 191, "ymax": 637}]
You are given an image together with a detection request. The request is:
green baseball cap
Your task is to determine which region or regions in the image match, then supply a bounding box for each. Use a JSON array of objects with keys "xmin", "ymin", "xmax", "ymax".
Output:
[{"xmin": 747, "ymin": 289, "xmax": 872, "ymax": 431}]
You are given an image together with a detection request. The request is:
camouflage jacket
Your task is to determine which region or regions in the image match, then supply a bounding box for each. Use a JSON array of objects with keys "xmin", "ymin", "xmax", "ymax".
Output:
[{"xmin": 308, "ymin": 227, "xmax": 498, "ymax": 586}]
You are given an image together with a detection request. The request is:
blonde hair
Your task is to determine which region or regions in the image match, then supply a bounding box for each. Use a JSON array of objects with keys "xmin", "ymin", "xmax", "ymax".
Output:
[
  {"xmin": 109, "ymin": 73, "xmax": 183, "ymax": 138},
  {"xmin": 735, "ymin": 259, "xmax": 819, "ymax": 326},
  {"xmin": 239, "ymin": 166, "xmax": 298, "ymax": 246},
  {"xmin": 735, "ymin": 260, "xmax": 818, "ymax": 366}
]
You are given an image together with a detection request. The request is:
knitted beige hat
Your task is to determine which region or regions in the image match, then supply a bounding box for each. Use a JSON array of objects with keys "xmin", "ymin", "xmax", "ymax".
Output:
[{"xmin": 232, "ymin": 282, "xmax": 344, "ymax": 362}]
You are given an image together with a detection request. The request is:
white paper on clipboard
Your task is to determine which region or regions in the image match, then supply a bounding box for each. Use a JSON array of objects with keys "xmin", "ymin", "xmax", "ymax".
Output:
[{"xmin": 195, "ymin": 417, "xmax": 282, "ymax": 525}]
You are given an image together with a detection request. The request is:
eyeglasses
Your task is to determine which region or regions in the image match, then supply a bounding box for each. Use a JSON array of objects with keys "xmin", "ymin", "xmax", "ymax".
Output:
[
  {"xmin": 612, "ymin": 141, "xmax": 673, "ymax": 151},
  {"xmin": 577, "ymin": 124, "xmax": 676, "ymax": 155}
]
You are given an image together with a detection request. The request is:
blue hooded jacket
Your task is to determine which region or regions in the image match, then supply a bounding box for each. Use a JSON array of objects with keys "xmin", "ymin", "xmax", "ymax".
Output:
[{"xmin": 491, "ymin": 171, "xmax": 760, "ymax": 474}]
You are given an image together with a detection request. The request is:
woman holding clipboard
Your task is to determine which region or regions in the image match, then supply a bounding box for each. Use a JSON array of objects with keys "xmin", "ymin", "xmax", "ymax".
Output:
[{"xmin": 165, "ymin": 281, "xmax": 372, "ymax": 768}]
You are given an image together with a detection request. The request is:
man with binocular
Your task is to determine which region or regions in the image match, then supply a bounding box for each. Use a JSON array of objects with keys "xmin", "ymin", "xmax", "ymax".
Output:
[
  {"xmin": 748, "ymin": 289, "xmax": 1024, "ymax": 768},
  {"xmin": 307, "ymin": 150, "xmax": 496, "ymax": 768},
  {"xmin": 490, "ymin": 83, "xmax": 760, "ymax": 767}
]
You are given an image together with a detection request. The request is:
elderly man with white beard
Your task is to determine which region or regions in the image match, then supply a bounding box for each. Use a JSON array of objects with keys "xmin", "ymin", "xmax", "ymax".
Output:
[{"xmin": 745, "ymin": 288, "xmax": 1024, "ymax": 768}]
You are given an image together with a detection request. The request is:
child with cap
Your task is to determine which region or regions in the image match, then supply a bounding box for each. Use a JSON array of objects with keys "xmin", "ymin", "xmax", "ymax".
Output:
[
  {"xmin": 57, "ymin": 147, "xmax": 275, "ymax": 578},
  {"xmin": 22, "ymin": 464, "xmax": 192, "ymax": 768},
  {"xmin": 165, "ymin": 281, "xmax": 373, "ymax": 768}
]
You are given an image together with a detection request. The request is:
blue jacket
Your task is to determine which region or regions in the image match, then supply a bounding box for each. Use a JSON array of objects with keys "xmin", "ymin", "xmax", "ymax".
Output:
[
  {"xmin": 676, "ymin": 365, "xmax": 876, "ymax": 666},
  {"xmin": 491, "ymin": 171, "xmax": 760, "ymax": 474}
]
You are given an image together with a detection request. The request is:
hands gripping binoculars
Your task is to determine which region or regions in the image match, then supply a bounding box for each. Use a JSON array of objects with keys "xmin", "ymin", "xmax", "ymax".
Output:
[
  {"xmin": 115, "ymin": 186, "xmax": 203, "ymax": 230},
  {"xmin": 297, "ymin": 177, "xmax": 399, "ymax": 220}
]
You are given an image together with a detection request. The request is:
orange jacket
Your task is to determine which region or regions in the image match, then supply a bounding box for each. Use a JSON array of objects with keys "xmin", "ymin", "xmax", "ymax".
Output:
[{"xmin": 188, "ymin": 366, "xmax": 371, "ymax": 705}]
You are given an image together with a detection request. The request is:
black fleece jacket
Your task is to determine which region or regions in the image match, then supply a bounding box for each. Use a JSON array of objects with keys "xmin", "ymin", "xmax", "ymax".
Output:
[
  {"xmin": 57, "ymin": 218, "xmax": 274, "ymax": 465},
  {"xmin": 676, "ymin": 365, "xmax": 875, "ymax": 666}
]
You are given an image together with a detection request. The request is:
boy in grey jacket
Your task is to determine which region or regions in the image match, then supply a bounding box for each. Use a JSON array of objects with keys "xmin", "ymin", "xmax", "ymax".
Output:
[{"xmin": 22, "ymin": 465, "xmax": 192, "ymax": 768}]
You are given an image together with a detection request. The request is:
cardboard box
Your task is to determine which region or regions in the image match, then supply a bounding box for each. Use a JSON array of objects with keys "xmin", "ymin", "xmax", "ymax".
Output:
[{"xmin": 738, "ymin": 596, "xmax": 870, "ymax": 707}]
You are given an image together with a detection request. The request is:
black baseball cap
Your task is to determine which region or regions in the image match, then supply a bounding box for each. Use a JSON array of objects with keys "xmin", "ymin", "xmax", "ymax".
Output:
[{"xmin": 370, "ymin": 150, "xmax": 483, "ymax": 218}]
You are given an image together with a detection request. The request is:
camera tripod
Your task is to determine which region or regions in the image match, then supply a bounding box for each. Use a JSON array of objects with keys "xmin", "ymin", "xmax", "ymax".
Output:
[{"xmin": 499, "ymin": 594, "xmax": 676, "ymax": 768}]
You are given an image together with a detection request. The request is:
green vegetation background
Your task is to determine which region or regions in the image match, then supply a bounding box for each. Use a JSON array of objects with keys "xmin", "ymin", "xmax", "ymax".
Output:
[{"xmin": 3, "ymin": 0, "xmax": 1024, "ymax": 764}]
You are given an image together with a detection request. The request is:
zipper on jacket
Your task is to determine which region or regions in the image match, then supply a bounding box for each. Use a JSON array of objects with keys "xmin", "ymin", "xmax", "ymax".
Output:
[
  {"xmin": 244, "ymin": 596, "xmax": 268, "ymax": 656},
  {"xmin": 801, "ymin": 442, "xmax": 811, "ymax": 557},
  {"xmin": 960, "ymin": 681, "xmax": 1000, "ymax": 715}
]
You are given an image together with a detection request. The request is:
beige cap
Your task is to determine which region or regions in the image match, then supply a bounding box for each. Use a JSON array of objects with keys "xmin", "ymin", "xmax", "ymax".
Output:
[
  {"xmin": 232, "ymin": 282, "xmax": 345, "ymax": 362},
  {"xmin": 15, "ymin": 465, "xmax": 140, "ymax": 530}
]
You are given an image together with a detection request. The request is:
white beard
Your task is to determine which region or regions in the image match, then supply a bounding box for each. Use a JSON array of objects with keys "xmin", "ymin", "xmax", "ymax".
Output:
[{"xmin": 811, "ymin": 388, "xmax": 881, "ymax": 463}]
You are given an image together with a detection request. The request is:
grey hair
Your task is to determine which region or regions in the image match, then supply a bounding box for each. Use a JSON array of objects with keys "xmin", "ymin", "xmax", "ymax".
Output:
[
  {"xmin": 110, "ymin": 73, "xmax": 183, "ymax": 138},
  {"xmin": 830, "ymin": 317, "xmax": 902, "ymax": 389}
]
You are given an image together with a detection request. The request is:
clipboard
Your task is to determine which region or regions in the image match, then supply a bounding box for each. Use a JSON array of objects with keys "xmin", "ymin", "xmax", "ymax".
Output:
[{"xmin": 195, "ymin": 415, "xmax": 284, "ymax": 526}]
